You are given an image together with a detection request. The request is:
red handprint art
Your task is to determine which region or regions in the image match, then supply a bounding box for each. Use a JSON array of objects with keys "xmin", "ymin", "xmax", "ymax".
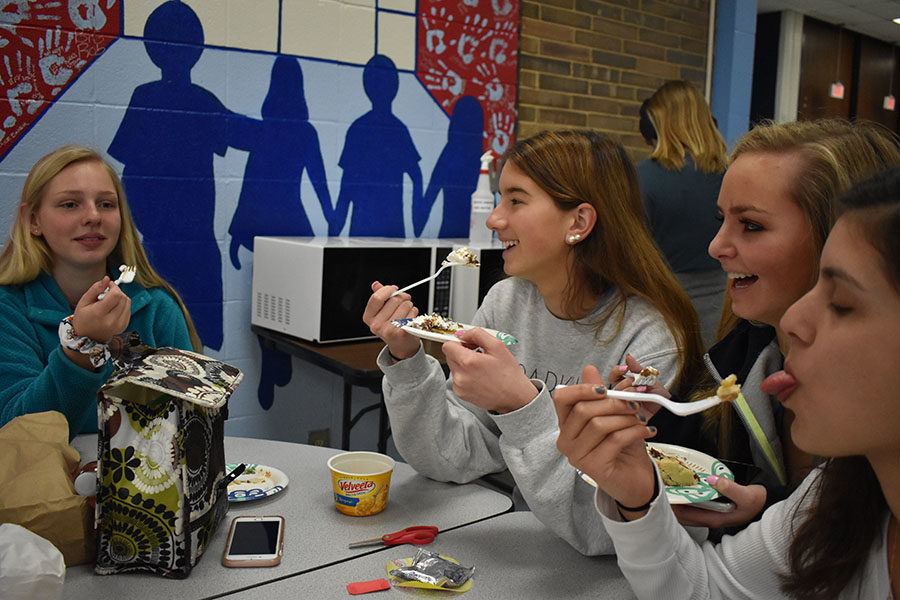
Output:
[
  {"xmin": 0, "ymin": 0, "xmax": 120, "ymax": 158},
  {"xmin": 417, "ymin": 0, "xmax": 519, "ymax": 154}
]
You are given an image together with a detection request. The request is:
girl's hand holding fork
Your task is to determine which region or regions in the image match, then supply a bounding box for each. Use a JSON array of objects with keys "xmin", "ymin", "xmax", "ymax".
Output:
[
  {"xmin": 363, "ymin": 281, "xmax": 421, "ymax": 361},
  {"xmin": 74, "ymin": 277, "xmax": 131, "ymax": 343},
  {"xmin": 61, "ymin": 277, "xmax": 131, "ymax": 370},
  {"xmin": 554, "ymin": 365, "xmax": 659, "ymax": 518}
]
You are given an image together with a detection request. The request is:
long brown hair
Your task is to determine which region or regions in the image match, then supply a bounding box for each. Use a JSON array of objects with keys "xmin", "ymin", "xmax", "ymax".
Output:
[
  {"xmin": 644, "ymin": 80, "xmax": 727, "ymax": 173},
  {"xmin": 781, "ymin": 167, "xmax": 900, "ymax": 598},
  {"xmin": 504, "ymin": 130, "xmax": 704, "ymax": 392},
  {"xmin": 0, "ymin": 145, "xmax": 203, "ymax": 351},
  {"xmin": 696, "ymin": 120, "xmax": 900, "ymax": 451}
]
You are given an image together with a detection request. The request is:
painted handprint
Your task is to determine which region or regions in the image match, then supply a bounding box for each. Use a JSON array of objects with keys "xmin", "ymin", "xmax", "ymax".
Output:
[
  {"xmin": 491, "ymin": 0, "xmax": 515, "ymax": 16},
  {"xmin": 422, "ymin": 5, "xmax": 451, "ymax": 55},
  {"xmin": 487, "ymin": 20, "xmax": 515, "ymax": 64},
  {"xmin": 0, "ymin": 46, "xmax": 40, "ymax": 146},
  {"xmin": 424, "ymin": 58, "xmax": 464, "ymax": 102},
  {"xmin": 69, "ymin": 0, "xmax": 110, "ymax": 31},
  {"xmin": 474, "ymin": 62, "xmax": 504, "ymax": 102},
  {"xmin": 38, "ymin": 27, "xmax": 80, "ymax": 93},
  {"xmin": 490, "ymin": 110, "xmax": 514, "ymax": 155},
  {"xmin": 3, "ymin": 49, "xmax": 40, "ymax": 118},
  {"xmin": 0, "ymin": 1, "xmax": 31, "ymax": 28},
  {"xmin": 454, "ymin": 13, "xmax": 490, "ymax": 65}
]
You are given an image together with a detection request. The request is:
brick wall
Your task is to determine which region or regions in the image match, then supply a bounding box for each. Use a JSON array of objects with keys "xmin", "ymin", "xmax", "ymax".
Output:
[{"xmin": 518, "ymin": 0, "xmax": 711, "ymax": 161}]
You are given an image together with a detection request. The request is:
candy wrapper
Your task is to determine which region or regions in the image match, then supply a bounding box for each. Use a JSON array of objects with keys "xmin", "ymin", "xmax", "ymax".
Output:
[{"xmin": 387, "ymin": 549, "xmax": 474, "ymax": 592}]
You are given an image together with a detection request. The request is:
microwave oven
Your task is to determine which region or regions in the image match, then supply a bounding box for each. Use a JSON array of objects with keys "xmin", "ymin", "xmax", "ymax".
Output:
[{"xmin": 251, "ymin": 237, "xmax": 506, "ymax": 343}]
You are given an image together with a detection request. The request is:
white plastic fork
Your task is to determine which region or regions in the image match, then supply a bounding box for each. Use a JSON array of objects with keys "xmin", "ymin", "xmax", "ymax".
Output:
[
  {"xmin": 98, "ymin": 265, "xmax": 136, "ymax": 299},
  {"xmin": 606, "ymin": 389, "xmax": 724, "ymax": 417},
  {"xmin": 390, "ymin": 263, "xmax": 452, "ymax": 297}
]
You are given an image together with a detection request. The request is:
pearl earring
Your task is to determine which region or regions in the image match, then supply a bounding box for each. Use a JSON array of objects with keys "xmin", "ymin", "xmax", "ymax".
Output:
[{"xmin": 567, "ymin": 234, "xmax": 581, "ymax": 244}]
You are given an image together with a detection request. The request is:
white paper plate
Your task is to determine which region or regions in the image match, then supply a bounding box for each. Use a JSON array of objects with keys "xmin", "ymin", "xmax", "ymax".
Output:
[
  {"xmin": 579, "ymin": 442, "xmax": 734, "ymax": 505},
  {"xmin": 225, "ymin": 463, "xmax": 289, "ymax": 502},
  {"xmin": 391, "ymin": 318, "xmax": 517, "ymax": 345}
]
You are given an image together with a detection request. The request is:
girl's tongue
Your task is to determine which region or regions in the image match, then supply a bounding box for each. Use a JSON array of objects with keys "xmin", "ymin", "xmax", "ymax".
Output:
[
  {"xmin": 732, "ymin": 275, "xmax": 758, "ymax": 289},
  {"xmin": 760, "ymin": 370, "xmax": 797, "ymax": 403}
]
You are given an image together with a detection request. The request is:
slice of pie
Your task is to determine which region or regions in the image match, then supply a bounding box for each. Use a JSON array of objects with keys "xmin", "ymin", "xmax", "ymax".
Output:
[
  {"xmin": 647, "ymin": 446, "xmax": 700, "ymax": 486},
  {"xmin": 408, "ymin": 313, "xmax": 462, "ymax": 335}
]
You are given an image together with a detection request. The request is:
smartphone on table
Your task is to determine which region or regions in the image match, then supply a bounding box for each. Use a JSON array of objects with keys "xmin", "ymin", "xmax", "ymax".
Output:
[{"xmin": 222, "ymin": 515, "xmax": 285, "ymax": 567}]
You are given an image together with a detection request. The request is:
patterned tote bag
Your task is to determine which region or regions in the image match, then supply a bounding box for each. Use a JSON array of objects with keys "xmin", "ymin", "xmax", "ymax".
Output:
[{"xmin": 94, "ymin": 333, "xmax": 243, "ymax": 577}]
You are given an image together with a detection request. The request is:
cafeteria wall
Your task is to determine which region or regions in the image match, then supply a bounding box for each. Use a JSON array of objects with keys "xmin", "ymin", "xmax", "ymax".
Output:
[
  {"xmin": 0, "ymin": 0, "xmax": 731, "ymax": 450},
  {"xmin": 517, "ymin": 0, "xmax": 715, "ymax": 162}
]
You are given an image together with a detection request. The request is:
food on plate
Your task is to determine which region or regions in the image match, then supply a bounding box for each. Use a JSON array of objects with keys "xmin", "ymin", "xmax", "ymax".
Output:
[
  {"xmin": 716, "ymin": 374, "xmax": 741, "ymax": 402},
  {"xmin": 442, "ymin": 247, "xmax": 480, "ymax": 268},
  {"xmin": 647, "ymin": 446, "xmax": 700, "ymax": 486},
  {"xmin": 234, "ymin": 465, "xmax": 271, "ymax": 485},
  {"xmin": 407, "ymin": 313, "xmax": 462, "ymax": 335}
]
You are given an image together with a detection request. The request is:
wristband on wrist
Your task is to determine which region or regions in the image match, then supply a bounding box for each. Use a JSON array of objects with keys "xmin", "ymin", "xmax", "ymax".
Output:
[
  {"xmin": 58, "ymin": 315, "xmax": 110, "ymax": 368},
  {"xmin": 614, "ymin": 473, "xmax": 660, "ymax": 514},
  {"xmin": 387, "ymin": 350, "xmax": 405, "ymax": 362}
]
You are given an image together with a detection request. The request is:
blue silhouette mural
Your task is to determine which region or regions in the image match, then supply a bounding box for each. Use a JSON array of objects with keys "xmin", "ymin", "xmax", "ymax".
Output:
[
  {"xmin": 108, "ymin": 1, "xmax": 253, "ymax": 351},
  {"xmin": 228, "ymin": 55, "xmax": 332, "ymax": 409},
  {"xmin": 330, "ymin": 55, "xmax": 423, "ymax": 237},
  {"xmin": 229, "ymin": 56, "xmax": 332, "ymax": 261},
  {"xmin": 414, "ymin": 95, "xmax": 484, "ymax": 237},
  {"xmin": 0, "ymin": 0, "xmax": 521, "ymax": 440}
]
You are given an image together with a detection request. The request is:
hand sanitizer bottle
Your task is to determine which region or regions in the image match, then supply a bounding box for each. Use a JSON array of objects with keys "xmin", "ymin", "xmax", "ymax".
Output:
[{"xmin": 469, "ymin": 151, "xmax": 495, "ymax": 244}]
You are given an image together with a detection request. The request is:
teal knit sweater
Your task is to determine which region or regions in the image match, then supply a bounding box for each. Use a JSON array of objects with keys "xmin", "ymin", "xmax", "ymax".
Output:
[{"xmin": 0, "ymin": 272, "xmax": 192, "ymax": 437}]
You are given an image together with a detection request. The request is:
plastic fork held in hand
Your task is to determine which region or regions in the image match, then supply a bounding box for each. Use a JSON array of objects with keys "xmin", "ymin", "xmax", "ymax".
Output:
[
  {"xmin": 97, "ymin": 265, "xmax": 136, "ymax": 300},
  {"xmin": 390, "ymin": 264, "xmax": 451, "ymax": 297},
  {"xmin": 348, "ymin": 525, "xmax": 438, "ymax": 549},
  {"xmin": 606, "ymin": 389, "xmax": 724, "ymax": 417}
]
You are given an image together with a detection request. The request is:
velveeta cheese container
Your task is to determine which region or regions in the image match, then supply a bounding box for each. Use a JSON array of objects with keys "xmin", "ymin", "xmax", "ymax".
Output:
[{"xmin": 328, "ymin": 451, "xmax": 395, "ymax": 516}]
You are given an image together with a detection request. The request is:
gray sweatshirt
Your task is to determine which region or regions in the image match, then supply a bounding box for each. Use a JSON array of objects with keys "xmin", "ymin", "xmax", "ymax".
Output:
[{"xmin": 378, "ymin": 277, "xmax": 682, "ymax": 555}]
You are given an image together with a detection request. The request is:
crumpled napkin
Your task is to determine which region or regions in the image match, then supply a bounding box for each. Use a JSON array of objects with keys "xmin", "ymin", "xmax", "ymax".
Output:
[{"xmin": 0, "ymin": 523, "xmax": 65, "ymax": 600}]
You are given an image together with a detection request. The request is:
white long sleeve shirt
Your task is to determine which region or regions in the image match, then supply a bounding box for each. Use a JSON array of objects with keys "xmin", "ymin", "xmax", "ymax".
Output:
[{"xmin": 597, "ymin": 468, "xmax": 891, "ymax": 599}]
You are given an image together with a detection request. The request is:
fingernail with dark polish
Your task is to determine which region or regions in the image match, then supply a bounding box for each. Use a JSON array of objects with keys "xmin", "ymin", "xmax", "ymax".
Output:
[
  {"xmin": 636, "ymin": 413, "xmax": 647, "ymax": 423},
  {"xmin": 646, "ymin": 426, "xmax": 657, "ymax": 434},
  {"xmin": 627, "ymin": 401, "xmax": 638, "ymax": 410},
  {"xmin": 593, "ymin": 385, "xmax": 607, "ymax": 395}
]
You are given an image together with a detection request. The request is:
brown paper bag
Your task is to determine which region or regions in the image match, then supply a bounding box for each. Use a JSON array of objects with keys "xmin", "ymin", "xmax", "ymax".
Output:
[{"xmin": 0, "ymin": 410, "xmax": 95, "ymax": 566}]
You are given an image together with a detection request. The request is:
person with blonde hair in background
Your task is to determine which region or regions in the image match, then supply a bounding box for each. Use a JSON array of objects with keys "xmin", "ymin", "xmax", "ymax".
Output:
[
  {"xmin": 610, "ymin": 118, "xmax": 900, "ymax": 539},
  {"xmin": 555, "ymin": 166, "xmax": 900, "ymax": 599},
  {"xmin": 363, "ymin": 129, "xmax": 703, "ymax": 555},
  {"xmin": 0, "ymin": 145, "xmax": 200, "ymax": 437},
  {"xmin": 637, "ymin": 80, "xmax": 728, "ymax": 347}
]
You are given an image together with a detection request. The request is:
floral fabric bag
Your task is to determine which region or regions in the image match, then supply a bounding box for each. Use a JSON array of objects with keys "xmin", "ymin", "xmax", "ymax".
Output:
[{"xmin": 93, "ymin": 333, "xmax": 242, "ymax": 578}]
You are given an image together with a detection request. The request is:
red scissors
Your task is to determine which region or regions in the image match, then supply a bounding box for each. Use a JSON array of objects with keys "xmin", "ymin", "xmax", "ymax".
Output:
[{"xmin": 348, "ymin": 525, "xmax": 438, "ymax": 549}]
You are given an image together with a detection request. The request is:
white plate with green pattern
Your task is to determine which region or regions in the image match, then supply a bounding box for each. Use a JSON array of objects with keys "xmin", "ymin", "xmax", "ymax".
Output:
[
  {"xmin": 225, "ymin": 463, "xmax": 288, "ymax": 502},
  {"xmin": 579, "ymin": 443, "xmax": 734, "ymax": 509},
  {"xmin": 391, "ymin": 318, "xmax": 517, "ymax": 345}
]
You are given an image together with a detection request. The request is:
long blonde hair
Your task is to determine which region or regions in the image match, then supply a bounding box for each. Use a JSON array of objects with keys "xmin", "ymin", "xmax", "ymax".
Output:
[
  {"xmin": 0, "ymin": 145, "xmax": 203, "ymax": 351},
  {"xmin": 700, "ymin": 120, "xmax": 900, "ymax": 451},
  {"xmin": 645, "ymin": 80, "xmax": 727, "ymax": 173},
  {"xmin": 504, "ymin": 130, "xmax": 704, "ymax": 392}
]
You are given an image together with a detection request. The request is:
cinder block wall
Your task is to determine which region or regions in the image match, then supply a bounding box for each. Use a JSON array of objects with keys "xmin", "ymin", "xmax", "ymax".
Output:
[{"xmin": 519, "ymin": 0, "xmax": 711, "ymax": 160}]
